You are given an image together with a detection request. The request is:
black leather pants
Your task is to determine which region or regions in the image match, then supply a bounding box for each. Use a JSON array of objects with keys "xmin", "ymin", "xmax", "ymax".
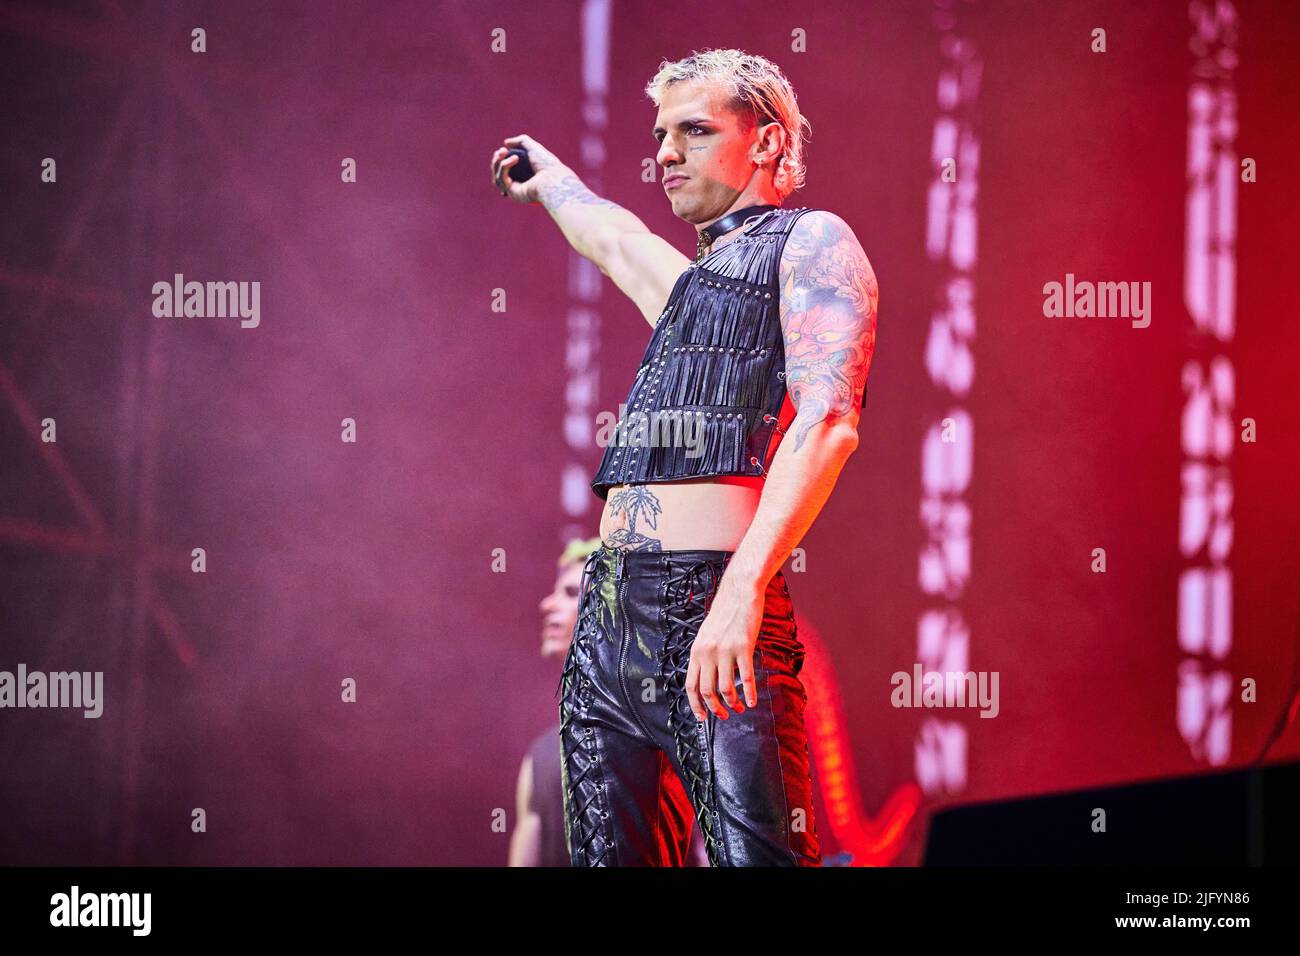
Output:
[{"xmin": 556, "ymin": 544, "xmax": 820, "ymax": 867}]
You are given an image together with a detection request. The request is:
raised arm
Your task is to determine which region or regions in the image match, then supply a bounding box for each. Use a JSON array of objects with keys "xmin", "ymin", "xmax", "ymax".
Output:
[{"xmin": 492, "ymin": 134, "xmax": 688, "ymax": 326}]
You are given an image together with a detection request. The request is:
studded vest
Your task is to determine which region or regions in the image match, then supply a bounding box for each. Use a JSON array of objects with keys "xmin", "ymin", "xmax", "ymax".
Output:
[{"xmin": 590, "ymin": 205, "xmax": 832, "ymax": 502}]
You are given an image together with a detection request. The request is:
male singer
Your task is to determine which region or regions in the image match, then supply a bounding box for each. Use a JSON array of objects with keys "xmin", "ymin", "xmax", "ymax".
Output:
[{"xmin": 490, "ymin": 48, "xmax": 877, "ymax": 866}]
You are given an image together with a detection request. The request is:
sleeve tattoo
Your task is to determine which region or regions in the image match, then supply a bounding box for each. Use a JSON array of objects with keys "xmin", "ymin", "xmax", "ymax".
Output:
[
  {"xmin": 777, "ymin": 211, "xmax": 878, "ymax": 451},
  {"xmin": 537, "ymin": 173, "xmax": 619, "ymax": 210}
]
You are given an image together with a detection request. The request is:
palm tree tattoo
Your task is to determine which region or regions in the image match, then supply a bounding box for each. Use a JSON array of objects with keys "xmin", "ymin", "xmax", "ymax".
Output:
[{"xmin": 605, "ymin": 486, "xmax": 664, "ymax": 552}]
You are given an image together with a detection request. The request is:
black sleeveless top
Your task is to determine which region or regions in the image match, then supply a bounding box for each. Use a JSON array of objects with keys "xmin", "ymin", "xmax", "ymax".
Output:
[
  {"xmin": 590, "ymin": 206, "xmax": 856, "ymax": 502},
  {"xmin": 526, "ymin": 725, "xmax": 569, "ymax": 866}
]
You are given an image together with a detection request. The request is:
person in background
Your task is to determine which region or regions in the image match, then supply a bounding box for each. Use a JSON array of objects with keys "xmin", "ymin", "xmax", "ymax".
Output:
[{"xmin": 509, "ymin": 536, "xmax": 708, "ymax": 866}]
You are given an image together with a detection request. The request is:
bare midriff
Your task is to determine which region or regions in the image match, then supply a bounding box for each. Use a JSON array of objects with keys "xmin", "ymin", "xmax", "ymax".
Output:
[
  {"xmin": 598, "ymin": 477, "xmax": 762, "ymax": 552},
  {"xmin": 597, "ymin": 395, "xmax": 794, "ymax": 552}
]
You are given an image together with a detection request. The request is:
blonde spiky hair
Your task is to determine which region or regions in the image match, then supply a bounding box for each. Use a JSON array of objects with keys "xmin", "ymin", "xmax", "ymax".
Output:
[
  {"xmin": 644, "ymin": 48, "xmax": 811, "ymax": 200},
  {"xmin": 558, "ymin": 537, "xmax": 602, "ymax": 568}
]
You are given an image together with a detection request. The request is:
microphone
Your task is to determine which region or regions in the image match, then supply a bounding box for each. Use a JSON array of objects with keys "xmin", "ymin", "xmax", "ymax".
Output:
[{"xmin": 505, "ymin": 147, "xmax": 536, "ymax": 183}]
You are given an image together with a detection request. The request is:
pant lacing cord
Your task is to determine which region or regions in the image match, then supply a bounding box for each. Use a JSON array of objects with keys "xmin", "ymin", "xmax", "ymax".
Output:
[
  {"xmin": 554, "ymin": 548, "xmax": 611, "ymax": 701},
  {"xmin": 658, "ymin": 556, "xmax": 728, "ymax": 867},
  {"xmin": 559, "ymin": 547, "xmax": 614, "ymax": 866}
]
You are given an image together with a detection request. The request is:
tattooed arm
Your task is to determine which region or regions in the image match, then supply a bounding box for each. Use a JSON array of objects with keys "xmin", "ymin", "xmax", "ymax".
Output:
[
  {"xmin": 684, "ymin": 210, "xmax": 877, "ymax": 721},
  {"xmin": 777, "ymin": 211, "xmax": 877, "ymax": 449},
  {"xmin": 492, "ymin": 133, "xmax": 688, "ymax": 326}
]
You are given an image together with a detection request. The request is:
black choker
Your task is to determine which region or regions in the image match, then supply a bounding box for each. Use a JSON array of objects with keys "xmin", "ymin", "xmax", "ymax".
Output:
[{"xmin": 695, "ymin": 204, "xmax": 780, "ymax": 263}]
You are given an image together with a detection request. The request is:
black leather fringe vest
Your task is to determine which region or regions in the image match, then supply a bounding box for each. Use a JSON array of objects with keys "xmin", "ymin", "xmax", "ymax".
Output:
[{"xmin": 590, "ymin": 205, "xmax": 820, "ymax": 502}]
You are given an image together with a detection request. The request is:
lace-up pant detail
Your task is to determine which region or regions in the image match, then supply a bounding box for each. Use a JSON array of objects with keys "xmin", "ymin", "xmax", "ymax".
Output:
[{"xmin": 556, "ymin": 545, "xmax": 821, "ymax": 867}]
